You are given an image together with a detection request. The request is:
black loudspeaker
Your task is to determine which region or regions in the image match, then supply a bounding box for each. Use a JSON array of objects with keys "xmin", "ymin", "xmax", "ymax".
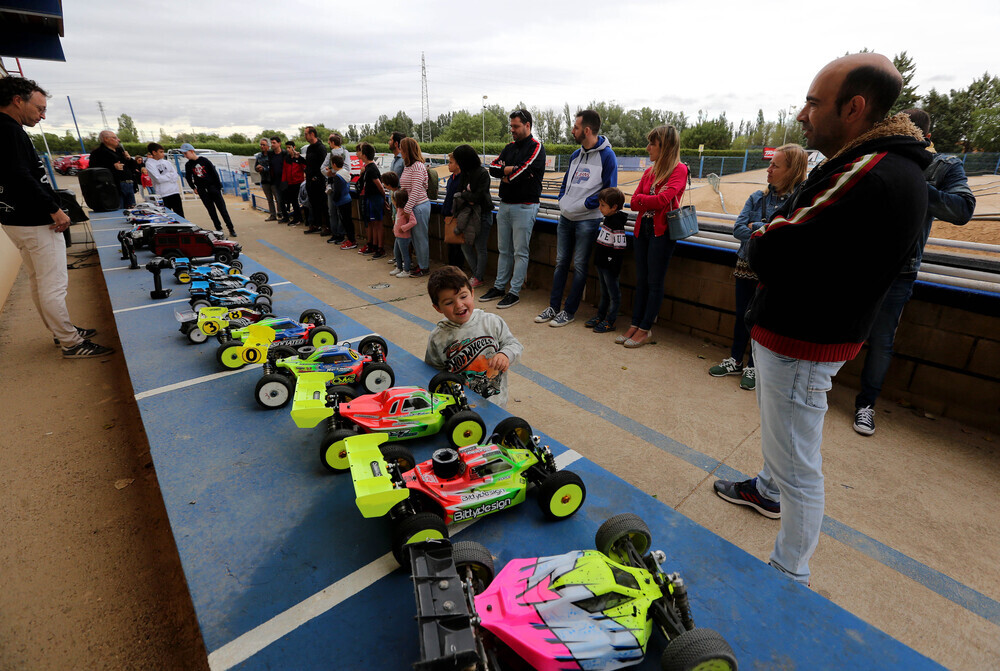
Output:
[
  {"xmin": 77, "ymin": 167, "xmax": 120, "ymax": 212},
  {"xmin": 54, "ymin": 189, "xmax": 89, "ymax": 222}
]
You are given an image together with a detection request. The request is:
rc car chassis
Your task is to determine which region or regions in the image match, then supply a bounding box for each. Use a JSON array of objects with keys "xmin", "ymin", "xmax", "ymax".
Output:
[
  {"xmin": 290, "ymin": 372, "xmax": 486, "ymax": 472},
  {"xmin": 343, "ymin": 416, "xmax": 586, "ymax": 564},
  {"xmin": 408, "ymin": 514, "xmax": 738, "ymax": 671}
]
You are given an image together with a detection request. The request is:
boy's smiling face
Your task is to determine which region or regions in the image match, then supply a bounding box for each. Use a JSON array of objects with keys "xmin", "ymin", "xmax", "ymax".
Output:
[{"xmin": 434, "ymin": 286, "xmax": 475, "ymax": 324}]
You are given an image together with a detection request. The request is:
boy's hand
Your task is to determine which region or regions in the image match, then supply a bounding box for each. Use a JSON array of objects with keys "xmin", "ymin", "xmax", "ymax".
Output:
[{"xmin": 487, "ymin": 353, "xmax": 509, "ymax": 376}]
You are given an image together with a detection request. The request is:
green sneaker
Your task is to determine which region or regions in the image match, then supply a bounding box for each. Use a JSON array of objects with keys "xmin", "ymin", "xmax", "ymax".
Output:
[
  {"xmin": 739, "ymin": 366, "xmax": 756, "ymax": 391},
  {"xmin": 709, "ymin": 357, "xmax": 743, "ymax": 377}
]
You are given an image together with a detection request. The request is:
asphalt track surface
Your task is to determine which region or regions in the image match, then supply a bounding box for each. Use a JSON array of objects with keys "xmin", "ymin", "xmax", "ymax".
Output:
[{"xmin": 91, "ymin": 211, "xmax": 943, "ymax": 670}]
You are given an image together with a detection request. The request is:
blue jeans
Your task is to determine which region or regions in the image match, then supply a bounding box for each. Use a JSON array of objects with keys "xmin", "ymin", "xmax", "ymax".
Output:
[
  {"xmin": 856, "ymin": 272, "xmax": 915, "ymax": 408},
  {"xmin": 752, "ymin": 341, "xmax": 845, "ymax": 585},
  {"xmin": 596, "ymin": 266, "xmax": 621, "ymax": 322},
  {"xmin": 119, "ymin": 180, "xmax": 136, "ymax": 209},
  {"xmin": 494, "ymin": 203, "xmax": 538, "ymax": 296},
  {"xmin": 327, "ymin": 193, "xmax": 344, "ymax": 238},
  {"xmin": 411, "ymin": 201, "xmax": 431, "ymax": 270},
  {"xmin": 631, "ymin": 224, "xmax": 677, "ymax": 330},
  {"xmin": 394, "ymin": 237, "xmax": 412, "ymax": 271},
  {"xmin": 550, "ymin": 216, "xmax": 601, "ymax": 316}
]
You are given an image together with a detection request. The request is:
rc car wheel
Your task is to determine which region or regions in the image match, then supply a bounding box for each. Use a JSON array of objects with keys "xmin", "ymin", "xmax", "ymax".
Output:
[
  {"xmin": 392, "ymin": 513, "xmax": 448, "ymax": 565},
  {"xmin": 319, "ymin": 428, "xmax": 357, "ymax": 473},
  {"xmin": 308, "ymin": 326, "xmax": 338, "ymax": 347},
  {"xmin": 187, "ymin": 327, "xmax": 208, "ymax": 344},
  {"xmin": 442, "ymin": 410, "xmax": 486, "ymax": 448},
  {"xmin": 452, "ymin": 541, "xmax": 495, "ymax": 593},
  {"xmin": 537, "ymin": 470, "xmax": 586, "ymax": 521},
  {"xmin": 596, "ymin": 513, "xmax": 652, "ymax": 561},
  {"xmin": 253, "ymin": 295, "xmax": 272, "ymax": 307},
  {"xmin": 161, "ymin": 248, "xmax": 184, "ymax": 260},
  {"xmin": 250, "ymin": 271, "xmax": 269, "ymax": 285},
  {"xmin": 357, "ymin": 335, "xmax": 389, "ymax": 359},
  {"xmin": 255, "ymin": 374, "xmax": 294, "ymax": 409},
  {"xmin": 327, "ymin": 385, "xmax": 357, "ymax": 404},
  {"xmin": 380, "ymin": 444, "xmax": 416, "ymax": 473},
  {"xmin": 298, "ymin": 309, "xmax": 326, "ymax": 326},
  {"xmin": 191, "ymin": 299, "xmax": 212, "ymax": 311},
  {"xmin": 660, "ymin": 628, "xmax": 738, "ymax": 671},
  {"xmin": 270, "ymin": 345, "xmax": 299, "ymax": 361},
  {"xmin": 257, "ymin": 303, "xmax": 272, "ymax": 315},
  {"xmin": 215, "ymin": 251, "xmax": 233, "ymax": 264},
  {"xmin": 243, "ymin": 281, "xmax": 258, "ymax": 292},
  {"xmin": 216, "ymin": 342, "xmax": 247, "ymax": 370},
  {"xmin": 176, "ymin": 271, "xmax": 192, "ymax": 284},
  {"xmin": 359, "ymin": 362, "xmax": 394, "ymax": 394},
  {"xmin": 256, "ymin": 285, "xmax": 273, "ymax": 297},
  {"xmin": 492, "ymin": 417, "xmax": 533, "ymax": 449},
  {"xmin": 229, "ymin": 260, "xmax": 243, "ymax": 271},
  {"xmin": 428, "ymin": 371, "xmax": 465, "ymax": 399}
]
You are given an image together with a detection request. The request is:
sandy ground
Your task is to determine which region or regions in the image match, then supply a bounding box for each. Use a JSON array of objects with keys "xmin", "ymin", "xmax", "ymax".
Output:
[
  {"xmin": 1, "ymin": 172, "xmax": 997, "ymax": 669},
  {"xmin": 0, "ymin": 247, "xmax": 208, "ymax": 670}
]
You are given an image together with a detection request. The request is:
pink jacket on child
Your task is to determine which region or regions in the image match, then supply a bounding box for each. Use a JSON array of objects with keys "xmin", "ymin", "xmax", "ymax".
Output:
[{"xmin": 393, "ymin": 210, "xmax": 416, "ymax": 238}]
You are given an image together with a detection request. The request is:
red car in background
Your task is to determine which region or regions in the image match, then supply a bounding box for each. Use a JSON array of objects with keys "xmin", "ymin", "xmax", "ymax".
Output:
[{"xmin": 54, "ymin": 154, "xmax": 90, "ymax": 175}]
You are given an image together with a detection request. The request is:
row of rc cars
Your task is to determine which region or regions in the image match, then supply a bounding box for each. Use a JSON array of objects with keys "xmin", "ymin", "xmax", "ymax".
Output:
[{"xmin": 123, "ymin": 214, "xmax": 737, "ymax": 670}]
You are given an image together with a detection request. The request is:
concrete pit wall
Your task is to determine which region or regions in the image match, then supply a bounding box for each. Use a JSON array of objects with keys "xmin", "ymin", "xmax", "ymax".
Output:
[{"xmin": 418, "ymin": 209, "xmax": 1000, "ymax": 432}]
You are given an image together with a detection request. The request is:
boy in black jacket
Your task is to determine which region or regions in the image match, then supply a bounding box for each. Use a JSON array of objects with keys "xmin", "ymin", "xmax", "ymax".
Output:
[
  {"xmin": 713, "ymin": 53, "xmax": 931, "ymax": 587},
  {"xmin": 182, "ymin": 143, "xmax": 236, "ymax": 237},
  {"xmin": 584, "ymin": 187, "xmax": 627, "ymax": 333}
]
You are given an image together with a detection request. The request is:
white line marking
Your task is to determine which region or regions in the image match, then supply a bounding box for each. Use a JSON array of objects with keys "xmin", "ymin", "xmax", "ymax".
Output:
[
  {"xmin": 97, "ymin": 244, "xmax": 121, "ymax": 249},
  {"xmin": 270, "ymin": 281, "xmax": 292, "ymax": 287},
  {"xmin": 134, "ymin": 367, "xmax": 257, "ymax": 400},
  {"xmin": 133, "ymin": 332, "xmax": 380, "ymax": 400},
  {"xmin": 205, "ymin": 447, "xmax": 585, "ymax": 670},
  {"xmin": 113, "ymin": 298, "xmax": 189, "ymax": 313},
  {"xmin": 206, "ymin": 553, "xmax": 400, "ymax": 671},
  {"xmin": 102, "ymin": 266, "xmax": 133, "ymax": 272}
]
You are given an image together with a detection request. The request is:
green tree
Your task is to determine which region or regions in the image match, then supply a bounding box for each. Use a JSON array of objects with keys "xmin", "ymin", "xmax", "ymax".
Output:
[
  {"xmin": 970, "ymin": 108, "xmax": 1000, "ymax": 151},
  {"xmin": 117, "ymin": 113, "xmax": 138, "ymax": 143},
  {"xmin": 259, "ymin": 129, "xmax": 287, "ymax": 142},
  {"xmin": 438, "ymin": 106, "xmax": 508, "ymax": 144},
  {"xmin": 681, "ymin": 112, "xmax": 733, "ymax": 149},
  {"xmin": 891, "ymin": 51, "xmax": 919, "ymax": 115},
  {"xmin": 226, "ymin": 132, "xmax": 250, "ymax": 144}
]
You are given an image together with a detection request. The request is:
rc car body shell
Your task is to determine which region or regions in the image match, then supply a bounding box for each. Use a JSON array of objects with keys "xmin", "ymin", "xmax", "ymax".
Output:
[
  {"xmin": 291, "ymin": 382, "xmax": 456, "ymax": 439},
  {"xmin": 476, "ymin": 551, "xmax": 660, "ymax": 670}
]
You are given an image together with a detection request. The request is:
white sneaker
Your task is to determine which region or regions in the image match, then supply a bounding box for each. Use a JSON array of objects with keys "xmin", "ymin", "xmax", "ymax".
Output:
[
  {"xmin": 549, "ymin": 310, "xmax": 575, "ymax": 327},
  {"xmin": 396, "ymin": 270, "xmax": 411, "ymax": 278},
  {"xmin": 389, "ymin": 268, "xmax": 400, "ymax": 276}
]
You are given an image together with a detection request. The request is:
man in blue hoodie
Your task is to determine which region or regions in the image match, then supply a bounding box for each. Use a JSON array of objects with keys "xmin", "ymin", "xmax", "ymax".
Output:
[{"xmin": 536, "ymin": 110, "xmax": 618, "ymax": 327}]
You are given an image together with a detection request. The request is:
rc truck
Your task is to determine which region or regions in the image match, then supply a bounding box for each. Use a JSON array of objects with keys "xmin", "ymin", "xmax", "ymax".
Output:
[
  {"xmin": 408, "ymin": 514, "xmax": 738, "ymax": 671},
  {"xmin": 254, "ymin": 335, "xmax": 393, "ymax": 409},
  {"xmin": 290, "ymin": 372, "xmax": 486, "ymax": 472},
  {"xmin": 214, "ymin": 314, "xmax": 335, "ymax": 369},
  {"xmin": 174, "ymin": 305, "xmax": 277, "ymax": 344},
  {"xmin": 343, "ymin": 416, "xmax": 586, "ymax": 563}
]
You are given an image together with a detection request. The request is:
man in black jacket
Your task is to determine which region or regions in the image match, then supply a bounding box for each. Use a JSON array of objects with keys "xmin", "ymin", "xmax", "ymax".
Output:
[
  {"xmin": 182, "ymin": 143, "xmax": 236, "ymax": 237},
  {"xmin": 481, "ymin": 109, "xmax": 546, "ymax": 309},
  {"xmin": 0, "ymin": 77, "xmax": 114, "ymax": 358},
  {"xmin": 300, "ymin": 126, "xmax": 329, "ymax": 235},
  {"xmin": 713, "ymin": 53, "xmax": 931, "ymax": 586},
  {"xmin": 89, "ymin": 130, "xmax": 138, "ymax": 209}
]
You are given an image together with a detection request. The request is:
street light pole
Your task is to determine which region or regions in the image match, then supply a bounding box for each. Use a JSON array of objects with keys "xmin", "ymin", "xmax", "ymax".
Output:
[{"xmin": 482, "ymin": 95, "xmax": 488, "ymax": 157}]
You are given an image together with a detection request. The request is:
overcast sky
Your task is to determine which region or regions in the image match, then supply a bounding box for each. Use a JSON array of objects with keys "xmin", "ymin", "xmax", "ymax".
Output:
[{"xmin": 14, "ymin": 0, "xmax": 1000, "ymax": 142}]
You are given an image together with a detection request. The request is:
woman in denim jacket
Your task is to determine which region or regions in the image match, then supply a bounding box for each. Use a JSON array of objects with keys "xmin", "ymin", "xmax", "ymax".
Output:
[{"xmin": 708, "ymin": 144, "xmax": 808, "ymax": 390}]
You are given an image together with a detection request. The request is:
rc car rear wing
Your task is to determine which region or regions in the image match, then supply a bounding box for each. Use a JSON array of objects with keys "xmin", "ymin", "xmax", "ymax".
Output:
[
  {"xmin": 409, "ymin": 539, "xmax": 481, "ymax": 671},
  {"xmin": 344, "ymin": 433, "xmax": 409, "ymax": 518},
  {"xmin": 289, "ymin": 372, "xmax": 344, "ymax": 427}
]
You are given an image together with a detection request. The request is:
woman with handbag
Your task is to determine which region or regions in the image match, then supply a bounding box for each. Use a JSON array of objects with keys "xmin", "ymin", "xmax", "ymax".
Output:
[
  {"xmin": 618, "ymin": 125, "xmax": 689, "ymax": 348},
  {"xmin": 399, "ymin": 137, "xmax": 431, "ymax": 276},
  {"xmin": 452, "ymin": 144, "xmax": 493, "ymax": 286},
  {"xmin": 708, "ymin": 143, "xmax": 808, "ymax": 389},
  {"xmin": 440, "ymin": 153, "xmax": 468, "ymax": 268}
]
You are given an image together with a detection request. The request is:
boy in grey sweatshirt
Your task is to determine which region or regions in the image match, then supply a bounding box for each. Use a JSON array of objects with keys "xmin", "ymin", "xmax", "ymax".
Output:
[{"xmin": 424, "ymin": 266, "xmax": 523, "ymax": 407}]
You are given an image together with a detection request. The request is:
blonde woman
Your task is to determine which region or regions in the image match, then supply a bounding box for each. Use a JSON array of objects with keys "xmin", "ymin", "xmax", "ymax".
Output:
[
  {"xmin": 708, "ymin": 144, "xmax": 808, "ymax": 389},
  {"xmin": 618, "ymin": 125, "xmax": 688, "ymax": 348}
]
